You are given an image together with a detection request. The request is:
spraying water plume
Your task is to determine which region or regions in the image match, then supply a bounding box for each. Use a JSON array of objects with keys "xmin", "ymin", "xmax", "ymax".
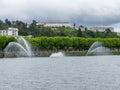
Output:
[
  {"xmin": 4, "ymin": 36, "xmax": 33, "ymax": 57},
  {"xmin": 86, "ymin": 41, "xmax": 112, "ymax": 56}
]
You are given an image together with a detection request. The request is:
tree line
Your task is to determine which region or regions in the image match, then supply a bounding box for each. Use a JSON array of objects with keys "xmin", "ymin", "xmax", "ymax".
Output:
[
  {"xmin": 26, "ymin": 37, "xmax": 120, "ymax": 51},
  {"xmin": 0, "ymin": 36, "xmax": 120, "ymax": 52},
  {"xmin": 0, "ymin": 19, "xmax": 118, "ymax": 38}
]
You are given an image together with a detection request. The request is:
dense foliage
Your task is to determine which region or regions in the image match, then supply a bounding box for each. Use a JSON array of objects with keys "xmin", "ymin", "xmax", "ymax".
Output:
[
  {"xmin": 0, "ymin": 36, "xmax": 16, "ymax": 50},
  {"xmin": 26, "ymin": 37, "xmax": 120, "ymax": 51},
  {"xmin": 0, "ymin": 36, "xmax": 120, "ymax": 52}
]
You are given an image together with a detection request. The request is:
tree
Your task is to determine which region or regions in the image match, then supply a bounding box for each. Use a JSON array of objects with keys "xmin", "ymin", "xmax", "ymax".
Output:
[
  {"xmin": 5, "ymin": 18, "xmax": 11, "ymax": 26},
  {"xmin": 0, "ymin": 20, "xmax": 8, "ymax": 30},
  {"xmin": 10, "ymin": 20, "xmax": 29, "ymax": 35},
  {"xmin": 73, "ymin": 23, "xmax": 76, "ymax": 29},
  {"xmin": 77, "ymin": 26, "xmax": 82, "ymax": 37},
  {"xmin": 83, "ymin": 30, "xmax": 96, "ymax": 38},
  {"xmin": 104, "ymin": 28, "xmax": 117, "ymax": 38},
  {"xmin": 29, "ymin": 20, "xmax": 39, "ymax": 37}
]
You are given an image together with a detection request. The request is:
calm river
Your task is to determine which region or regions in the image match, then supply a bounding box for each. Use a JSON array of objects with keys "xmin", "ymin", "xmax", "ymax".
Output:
[{"xmin": 0, "ymin": 56, "xmax": 120, "ymax": 90}]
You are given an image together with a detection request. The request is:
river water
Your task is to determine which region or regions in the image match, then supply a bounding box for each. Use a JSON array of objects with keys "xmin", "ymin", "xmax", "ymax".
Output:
[{"xmin": 0, "ymin": 56, "xmax": 120, "ymax": 90}]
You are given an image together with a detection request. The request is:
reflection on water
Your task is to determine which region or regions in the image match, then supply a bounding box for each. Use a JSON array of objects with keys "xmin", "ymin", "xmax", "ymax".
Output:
[{"xmin": 0, "ymin": 56, "xmax": 120, "ymax": 90}]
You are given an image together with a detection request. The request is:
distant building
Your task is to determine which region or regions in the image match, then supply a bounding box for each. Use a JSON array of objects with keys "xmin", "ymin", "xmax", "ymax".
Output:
[
  {"xmin": 0, "ymin": 28, "xmax": 18, "ymax": 36},
  {"xmin": 36, "ymin": 22, "xmax": 72, "ymax": 27},
  {"xmin": 90, "ymin": 27, "xmax": 114, "ymax": 32},
  {"xmin": 117, "ymin": 32, "xmax": 120, "ymax": 36}
]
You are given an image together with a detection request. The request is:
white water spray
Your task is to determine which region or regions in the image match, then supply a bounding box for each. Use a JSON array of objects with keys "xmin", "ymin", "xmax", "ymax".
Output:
[
  {"xmin": 86, "ymin": 41, "xmax": 112, "ymax": 56},
  {"xmin": 4, "ymin": 36, "xmax": 33, "ymax": 57}
]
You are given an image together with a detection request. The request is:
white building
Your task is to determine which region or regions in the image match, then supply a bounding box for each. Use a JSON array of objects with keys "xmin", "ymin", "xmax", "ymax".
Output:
[
  {"xmin": 90, "ymin": 27, "xmax": 114, "ymax": 32},
  {"xmin": 37, "ymin": 22, "xmax": 72, "ymax": 27},
  {"xmin": 0, "ymin": 28, "xmax": 18, "ymax": 36},
  {"xmin": 117, "ymin": 32, "xmax": 120, "ymax": 36}
]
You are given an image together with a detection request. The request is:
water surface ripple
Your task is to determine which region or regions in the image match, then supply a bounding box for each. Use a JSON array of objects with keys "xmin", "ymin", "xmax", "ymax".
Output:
[{"xmin": 0, "ymin": 56, "xmax": 120, "ymax": 90}]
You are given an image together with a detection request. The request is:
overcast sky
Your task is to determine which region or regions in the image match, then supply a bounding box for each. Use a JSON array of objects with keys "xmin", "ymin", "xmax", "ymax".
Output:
[{"xmin": 1, "ymin": 0, "xmax": 120, "ymax": 31}]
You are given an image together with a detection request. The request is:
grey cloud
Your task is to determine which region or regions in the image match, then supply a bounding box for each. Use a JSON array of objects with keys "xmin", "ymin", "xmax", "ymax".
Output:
[{"xmin": 0, "ymin": 0, "xmax": 120, "ymax": 31}]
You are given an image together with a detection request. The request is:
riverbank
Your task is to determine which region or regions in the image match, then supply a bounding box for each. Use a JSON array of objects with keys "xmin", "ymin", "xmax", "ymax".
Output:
[
  {"xmin": 33, "ymin": 50, "xmax": 87, "ymax": 57},
  {"xmin": 0, "ymin": 50, "xmax": 88, "ymax": 58},
  {"xmin": 2, "ymin": 50, "xmax": 120, "ymax": 58}
]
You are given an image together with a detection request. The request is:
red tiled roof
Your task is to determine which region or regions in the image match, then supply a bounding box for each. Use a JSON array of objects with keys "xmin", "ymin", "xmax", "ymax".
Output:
[{"xmin": 42, "ymin": 22, "xmax": 70, "ymax": 24}]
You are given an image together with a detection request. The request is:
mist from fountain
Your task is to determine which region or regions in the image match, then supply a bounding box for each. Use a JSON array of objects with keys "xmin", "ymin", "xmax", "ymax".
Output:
[
  {"xmin": 86, "ymin": 41, "xmax": 112, "ymax": 56},
  {"xmin": 17, "ymin": 37, "xmax": 32, "ymax": 56},
  {"xmin": 4, "ymin": 36, "xmax": 33, "ymax": 57},
  {"xmin": 50, "ymin": 52, "xmax": 65, "ymax": 57}
]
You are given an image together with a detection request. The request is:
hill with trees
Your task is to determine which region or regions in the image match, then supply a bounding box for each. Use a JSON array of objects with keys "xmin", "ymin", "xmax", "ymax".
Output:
[{"xmin": 0, "ymin": 19, "xmax": 118, "ymax": 38}]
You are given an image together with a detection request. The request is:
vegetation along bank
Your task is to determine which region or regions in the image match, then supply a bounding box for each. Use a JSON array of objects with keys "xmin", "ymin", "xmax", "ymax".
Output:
[{"xmin": 1, "ymin": 36, "xmax": 120, "ymax": 57}]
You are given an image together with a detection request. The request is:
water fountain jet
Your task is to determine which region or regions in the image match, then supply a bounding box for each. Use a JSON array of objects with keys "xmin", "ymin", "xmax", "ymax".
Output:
[
  {"xmin": 86, "ymin": 41, "xmax": 112, "ymax": 56},
  {"xmin": 4, "ymin": 36, "xmax": 33, "ymax": 57}
]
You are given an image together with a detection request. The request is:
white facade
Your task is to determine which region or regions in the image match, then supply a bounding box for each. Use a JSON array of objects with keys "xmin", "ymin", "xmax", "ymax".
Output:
[
  {"xmin": 90, "ymin": 27, "xmax": 114, "ymax": 32},
  {"xmin": 0, "ymin": 28, "xmax": 18, "ymax": 36},
  {"xmin": 117, "ymin": 32, "xmax": 120, "ymax": 36},
  {"xmin": 37, "ymin": 22, "xmax": 71, "ymax": 27}
]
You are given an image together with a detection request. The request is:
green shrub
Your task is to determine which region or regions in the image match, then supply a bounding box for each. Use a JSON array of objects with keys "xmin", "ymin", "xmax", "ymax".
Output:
[
  {"xmin": 27, "ymin": 37, "xmax": 120, "ymax": 51},
  {"xmin": 0, "ymin": 36, "xmax": 16, "ymax": 50}
]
